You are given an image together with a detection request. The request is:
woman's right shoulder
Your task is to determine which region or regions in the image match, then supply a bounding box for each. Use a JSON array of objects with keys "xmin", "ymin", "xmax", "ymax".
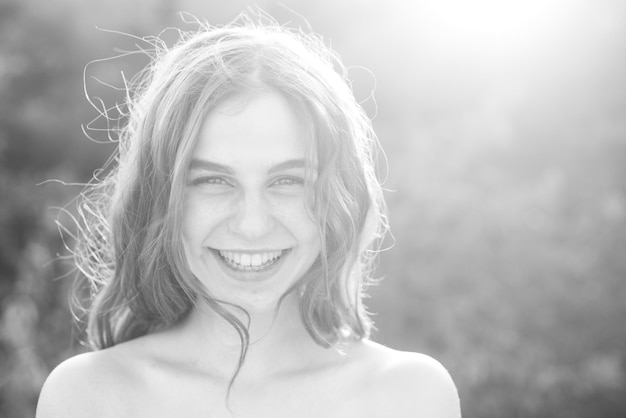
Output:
[{"xmin": 36, "ymin": 345, "xmax": 140, "ymax": 418}]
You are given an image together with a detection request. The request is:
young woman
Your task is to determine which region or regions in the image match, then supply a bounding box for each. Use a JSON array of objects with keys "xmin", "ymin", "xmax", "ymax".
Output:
[{"xmin": 37, "ymin": 13, "xmax": 461, "ymax": 418}]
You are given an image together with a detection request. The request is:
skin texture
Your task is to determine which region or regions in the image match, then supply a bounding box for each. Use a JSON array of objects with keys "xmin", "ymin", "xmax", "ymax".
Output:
[
  {"xmin": 36, "ymin": 337, "xmax": 461, "ymax": 418},
  {"xmin": 36, "ymin": 92, "xmax": 462, "ymax": 418},
  {"xmin": 182, "ymin": 91, "xmax": 320, "ymax": 315}
]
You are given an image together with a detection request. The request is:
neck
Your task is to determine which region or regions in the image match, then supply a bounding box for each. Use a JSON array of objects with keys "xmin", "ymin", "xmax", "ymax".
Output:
[{"xmin": 172, "ymin": 293, "xmax": 336, "ymax": 381}]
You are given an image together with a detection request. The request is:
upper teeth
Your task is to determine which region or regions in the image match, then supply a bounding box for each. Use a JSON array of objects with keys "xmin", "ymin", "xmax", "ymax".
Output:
[{"xmin": 218, "ymin": 250, "xmax": 283, "ymax": 267}]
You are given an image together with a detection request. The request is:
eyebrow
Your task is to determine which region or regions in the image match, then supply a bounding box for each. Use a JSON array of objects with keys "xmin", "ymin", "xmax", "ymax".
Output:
[
  {"xmin": 268, "ymin": 159, "xmax": 307, "ymax": 174},
  {"xmin": 189, "ymin": 159, "xmax": 234, "ymax": 174},
  {"xmin": 189, "ymin": 158, "xmax": 309, "ymax": 174}
]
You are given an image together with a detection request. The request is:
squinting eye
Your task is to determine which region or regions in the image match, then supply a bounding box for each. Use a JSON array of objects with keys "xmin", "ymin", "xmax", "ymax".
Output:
[
  {"xmin": 190, "ymin": 176, "xmax": 233, "ymax": 187},
  {"xmin": 273, "ymin": 176, "xmax": 304, "ymax": 187}
]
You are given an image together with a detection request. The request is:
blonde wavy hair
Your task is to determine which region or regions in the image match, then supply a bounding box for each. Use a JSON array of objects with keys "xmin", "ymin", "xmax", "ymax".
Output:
[{"xmin": 73, "ymin": 13, "xmax": 388, "ymax": 381}]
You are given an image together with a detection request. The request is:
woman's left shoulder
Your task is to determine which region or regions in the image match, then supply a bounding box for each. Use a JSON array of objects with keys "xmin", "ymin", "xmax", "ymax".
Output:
[{"xmin": 351, "ymin": 340, "xmax": 462, "ymax": 418}]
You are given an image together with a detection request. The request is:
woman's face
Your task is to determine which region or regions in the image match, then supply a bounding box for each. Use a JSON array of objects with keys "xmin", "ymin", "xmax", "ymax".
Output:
[{"xmin": 182, "ymin": 91, "xmax": 320, "ymax": 313}]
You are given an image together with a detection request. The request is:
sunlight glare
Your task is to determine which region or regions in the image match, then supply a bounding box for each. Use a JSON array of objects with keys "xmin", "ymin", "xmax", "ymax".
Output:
[{"xmin": 420, "ymin": 0, "xmax": 570, "ymax": 59}]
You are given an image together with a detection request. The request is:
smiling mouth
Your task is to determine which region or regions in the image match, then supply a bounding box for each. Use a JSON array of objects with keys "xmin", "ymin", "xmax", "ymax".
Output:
[{"xmin": 211, "ymin": 249, "xmax": 289, "ymax": 272}]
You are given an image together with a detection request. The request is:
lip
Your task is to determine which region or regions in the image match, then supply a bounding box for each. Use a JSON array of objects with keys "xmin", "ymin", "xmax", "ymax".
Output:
[{"xmin": 207, "ymin": 248, "xmax": 291, "ymax": 283}]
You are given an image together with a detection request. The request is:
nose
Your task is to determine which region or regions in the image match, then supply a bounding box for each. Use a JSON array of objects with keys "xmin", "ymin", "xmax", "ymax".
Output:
[{"xmin": 228, "ymin": 191, "xmax": 275, "ymax": 239}]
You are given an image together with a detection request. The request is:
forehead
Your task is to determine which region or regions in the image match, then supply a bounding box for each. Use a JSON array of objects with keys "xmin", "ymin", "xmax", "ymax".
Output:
[{"xmin": 193, "ymin": 91, "xmax": 311, "ymax": 168}]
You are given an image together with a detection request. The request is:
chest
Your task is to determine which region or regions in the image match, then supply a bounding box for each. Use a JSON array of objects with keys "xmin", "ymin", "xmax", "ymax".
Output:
[{"xmin": 113, "ymin": 368, "xmax": 382, "ymax": 418}]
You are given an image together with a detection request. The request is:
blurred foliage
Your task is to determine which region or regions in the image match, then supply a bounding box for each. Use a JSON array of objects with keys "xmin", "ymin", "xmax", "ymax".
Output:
[{"xmin": 1, "ymin": 0, "xmax": 625, "ymax": 417}]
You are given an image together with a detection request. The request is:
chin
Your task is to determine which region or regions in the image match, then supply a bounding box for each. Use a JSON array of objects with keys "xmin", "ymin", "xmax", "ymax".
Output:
[{"xmin": 230, "ymin": 290, "xmax": 298, "ymax": 316}]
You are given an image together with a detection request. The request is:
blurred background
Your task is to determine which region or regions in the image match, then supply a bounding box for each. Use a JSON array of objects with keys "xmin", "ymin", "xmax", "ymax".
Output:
[{"xmin": 1, "ymin": 0, "xmax": 625, "ymax": 416}]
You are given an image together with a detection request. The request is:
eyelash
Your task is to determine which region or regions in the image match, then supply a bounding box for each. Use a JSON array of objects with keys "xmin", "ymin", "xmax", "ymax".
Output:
[
  {"xmin": 190, "ymin": 176, "xmax": 304, "ymax": 187},
  {"xmin": 273, "ymin": 176, "xmax": 304, "ymax": 186},
  {"xmin": 191, "ymin": 176, "xmax": 233, "ymax": 187}
]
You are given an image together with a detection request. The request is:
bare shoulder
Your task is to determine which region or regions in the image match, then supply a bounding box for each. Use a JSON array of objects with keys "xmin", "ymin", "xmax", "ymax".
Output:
[
  {"xmin": 36, "ymin": 340, "xmax": 148, "ymax": 418},
  {"xmin": 353, "ymin": 340, "xmax": 462, "ymax": 418}
]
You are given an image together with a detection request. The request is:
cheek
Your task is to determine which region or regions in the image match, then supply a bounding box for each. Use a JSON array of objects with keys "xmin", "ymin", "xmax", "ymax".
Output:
[
  {"xmin": 274, "ymin": 199, "xmax": 320, "ymax": 247},
  {"xmin": 182, "ymin": 194, "xmax": 228, "ymax": 243},
  {"xmin": 182, "ymin": 198, "xmax": 201, "ymax": 244}
]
